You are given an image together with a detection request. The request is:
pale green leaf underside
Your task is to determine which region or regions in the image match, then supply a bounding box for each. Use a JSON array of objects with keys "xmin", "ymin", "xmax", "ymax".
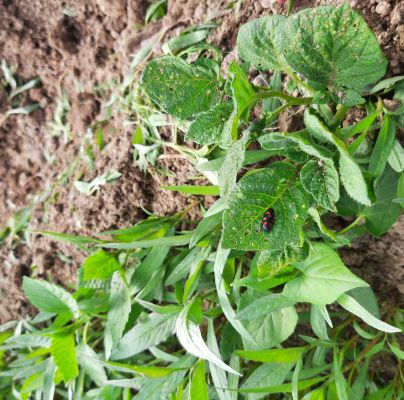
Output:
[
  {"xmin": 280, "ymin": 4, "xmax": 387, "ymax": 91},
  {"xmin": 237, "ymin": 15, "xmax": 286, "ymax": 71},
  {"xmin": 223, "ymin": 162, "xmax": 311, "ymax": 251},
  {"xmin": 300, "ymin": 159, "xmax": 340, "ymax": 211},
  {"xmin": 186, "ymin": 102, "xmax": 233, "ymax": 145},
  {"xmin": 283, "ymin": 242, "xmax": 368, "ymax": 305},
  {"xmin": 22, "ymin": 277, "xmax": 80, "ymax": 318},
  {"xmin": 142, "ymin": 56, "xmax": 221, "ymax": 119}
]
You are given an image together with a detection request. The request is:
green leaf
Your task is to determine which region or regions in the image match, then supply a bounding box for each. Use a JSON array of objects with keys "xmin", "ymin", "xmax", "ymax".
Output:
[
  {"xmin": 237, "ymin": 290, "xmax": 298, "ymax": 350},
  {"xmin": 175, "ymin": 302, "xmax": 240, "ymax": 376},
  {"xmin": 207, "ymin": 320, "xmax": 234, "ymax": 400},
  {"xmin": 236, "ymin": 293, "xmax": 295, "ymax": 320},
  {"xmin": 235, "ymin": 346, "xmax": 306, "ymax": 363},
  {"xmin": 161, "ymin": 185, "xmax": 220, "ymax": 196},
  {"xmin": 350, "ymin": 359, "xmax": 369, "ymax": 400},
  {"xmin": 190, "ymin": 360, "xmax": 208, "ymax": 400},
  {"xmin": 310, "ymin": 305, "xmax": 329, "ymax": 340},
  {"xmin": 237, "ymin": 15, "xmax": 286, "ymax": 71},
  {"xmin": 333, "ymin": 349, "xmax": 348, "ymax": 400},
  {"xmin": 387, "ymin": 140, "xmax": 404, "ymax": 172},
  {"xmin": 218, "ymin": 130, "xmax": 250, "ymax": 202},
  {"xmin": 34, "ymin": 230, "xmax": 102, "ymax": 246},
  {"xmin": 82, "ymin": 249, "xmax": 121, "ymax": 281},
  {"xmin": 186, "ymin": 101, "xmax": 233, "ymax": 145},
  {"xmin": 76, "ymin": 343, "xmax": 107, "ymax": 386},
  {"xmin": 304, "ymin": 108, "xmax": 371, "ymax": 206},
  {"xmin": 50, "ymin": 333, "xmax": 78, "ymax": 383},
  {"xmin": 337, "ymin": 294, "xmax": 401, "ymax": 333},
  {"xmin": 189, "ymin": 212, "xmax": 221, "ymax": 248},
  {"xmin": 363, "ymin": 166, "xmax": 402, "ymax": 237},
  {"xmin": 302, "ymin": 388, "xmax": 325, "ymax": 400},
  {"xmin": 105, "ymin": 272, "xmax": 131, "ymax": 360},
  {"xmin": 259, "ymin": 130, "xmax": 333, "ymax": 161},
  {"xmin": 214, "ymin": 239, "xmax": 255, "ymax": 342},
  {"xmin": 241, "ymin": 363, "xmax": 293, "ymax": 400},
  {"xmin": 369, "ymin": 115, "xmax": 396, "ymax": 177},
  {"xmin": 238, "ymin": 377, "xmax": 326, "ymax": 395},
  {"xmin": 300, "ymin": 159, "xmax": 340, "ymax": 211},
  {"xmin": 111, "ymin": 313, "xmax": 177, "ymax": 360},
  {"xmin": 142, "ymin": 56, "xmax": 221, "ymax": 119},
  {"xmin": 23, "ymin": 277, "xmax": 80, "ymax": 318},
  {"xmin": 280, "ymin": 4, "xmax": 387, "ymax": 91},
  {"xmin": 283, "ymin": 242, "xmax": 368, "ymax": 305},
  {"xmin": 388, "ymin": 342, "xmax": 404, "ymax": 360},
  {"xmin": 223, "ymin": 162, "xmax": 311, "ymax": 251},
  {"xmin": 101, "ymin": 360, "xmax": 182, "ymax": 377}
]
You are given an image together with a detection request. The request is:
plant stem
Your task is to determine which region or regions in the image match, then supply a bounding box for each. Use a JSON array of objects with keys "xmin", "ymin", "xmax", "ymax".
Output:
[
  {"xmin": 255, "ymin": 88, "xmax": 312, "ymax": 105},
  {"xmin": 330, "ymin": 105, "xmax": 348, "ymax": 128},
  {"xmin": 337, "ymin": 216, "xmax": 363, "ymax": 235}
]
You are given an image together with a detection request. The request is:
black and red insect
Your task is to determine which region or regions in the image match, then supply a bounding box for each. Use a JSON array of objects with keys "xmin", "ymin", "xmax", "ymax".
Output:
[{"xmin": 262, "ymin": 208, "xmax": 275, "ymax": 233}]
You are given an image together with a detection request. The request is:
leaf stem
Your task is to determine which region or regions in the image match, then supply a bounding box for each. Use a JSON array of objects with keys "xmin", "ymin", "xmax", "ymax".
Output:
[
  {"xmin": 337, "ymin": 215, "xmax": 363, "ymax": 235},
  {"xmin": 255, "ymin": 88, "xmax": 312, "ymax": 105}
]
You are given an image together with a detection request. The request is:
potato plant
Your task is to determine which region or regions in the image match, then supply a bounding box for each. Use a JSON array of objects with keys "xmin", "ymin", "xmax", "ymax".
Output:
[{"xmin": 1, "ymin": 5, "xmax": 403, "ymax": 399}]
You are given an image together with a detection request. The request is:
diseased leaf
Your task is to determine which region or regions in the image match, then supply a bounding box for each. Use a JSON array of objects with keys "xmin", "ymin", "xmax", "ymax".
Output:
[
  {"xmin": 237, "ymin": 15, "xmax": 286, "ymax": 71},
  {"xmin": 104, "ymin": 272, "xmax": 131, "ymax": 360},
  {"xmin": 304, "ymin": 108, "xmax": 371, "ymax": 206},
  {"xmin": 23, "ymin": 277, "xmax": 80, "ymax": 319},
  {"xmin": 111, "ymin": 313, "xmax": 177, "ymax": 360},
  {"xmin": 186, "ymin": 102, "xmax": 233, "ymax": 145},
  {"xmin": 280, "ymin": 4, "xmax": 387, "ymax": 91},
  {"xmin": 82, "ymin": 249, "xmax": 121, "ymax": 281},
  {"xmin": 50, "ymin": 333, "xmax": 78, "ymax": 383},
  {"xmin": 300, "ymin": 159, "xmax": 340, "ymax": 211},
  {"xmin": 223, "ymin": 162, "xmax": 311, "ymax": 251},
  {"xmin": 218, "ymin": 130, "xmax": 250, "ymax": 203},
  {"xmin": 142, "ymin": 56, "xmax": 221, "ymax": 119},
  {"xmin": 283, "ymin": 242, "xmax": 368, "ymax": 305}
]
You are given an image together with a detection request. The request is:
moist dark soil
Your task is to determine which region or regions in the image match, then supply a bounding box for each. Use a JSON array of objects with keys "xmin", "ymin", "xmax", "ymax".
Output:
[{"xmin": 0, "ymin": 0, "xmax": 403, "ymax": 322}]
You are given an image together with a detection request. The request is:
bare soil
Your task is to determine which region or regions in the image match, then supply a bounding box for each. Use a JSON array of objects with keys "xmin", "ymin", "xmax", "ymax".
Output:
[{"xmin": 0, "ymin": 0, "xmax": 403, "ymax": 322}]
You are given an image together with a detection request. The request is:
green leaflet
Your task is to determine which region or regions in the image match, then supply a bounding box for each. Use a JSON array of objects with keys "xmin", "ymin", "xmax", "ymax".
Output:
[
  {"xmin": 82, "ymin": 249, "xmax": 121, "ymax": 281},
  {"xmin": 111, "ymin": 313, "xmax": 177, "ymax": 360},
  {"xmin": 104, "ymin": 272, "xmax": 131, "ymax": 360},
  {"xmin": 22, "ymin": 277, "xmax": 80, "ymax": 319},
  {"xmin": 387, "ymin": 140, "xmax": 404, "ymax": 173},
  {"xmin": 279, "ymin": 5, "xmax": 387, "ymax": 92},
  {"xmin": 237, "ymin": 290, "xmax": 298, "ymax": 350},
  {"xmin": 369, "ymin": 114, "xmax": 396, "ymax": 177},
  {"xmin": 283, "ymin": 242, "xmax": 368, "ymax": 305},
  {"xmin": 223, "ymin": 162, "xmax": 311, "ymax": 251},
  {"xmin": 235, "ymin": 346, "xmax": 306, "ymax": 363},
  {"xmin": 190, "ymin": 360, "xmax": 209, "ymax": 400},
  {"xmin": 300, "ymin": 159, "xmax": 340, "ymax": 211},
  {"xmin": 50, "ymin": 333, "xmax": 79, "ymax": 383},
  {"xmin": 142, "ymin": 56, "xmax": 221, "ymax": 119},
  {"xmin": 363, "ymin": 165, "xmax": 402, "ymax": 237},
  {"xmin": 304, "ymin": 108, "xmax": 371, "ymax": 206},
  {"xmin": 237, "ymin": 15, "xmax": 286, "ymax": 71},
  {"xmin": 186, "ymin": 102, "xmax": 233, "ymax": 145}
]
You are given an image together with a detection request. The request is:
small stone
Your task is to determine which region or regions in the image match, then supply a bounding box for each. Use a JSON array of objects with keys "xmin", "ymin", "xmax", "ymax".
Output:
[{"xmin": 375, "ymin": 1, "xmax": 392, "ymax": 17}]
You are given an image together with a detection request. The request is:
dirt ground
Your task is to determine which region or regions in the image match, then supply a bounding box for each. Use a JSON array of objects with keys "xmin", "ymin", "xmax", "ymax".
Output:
[{"xmin": 0, "ymin": 0, "xmax": 403, "ymax": 322}]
